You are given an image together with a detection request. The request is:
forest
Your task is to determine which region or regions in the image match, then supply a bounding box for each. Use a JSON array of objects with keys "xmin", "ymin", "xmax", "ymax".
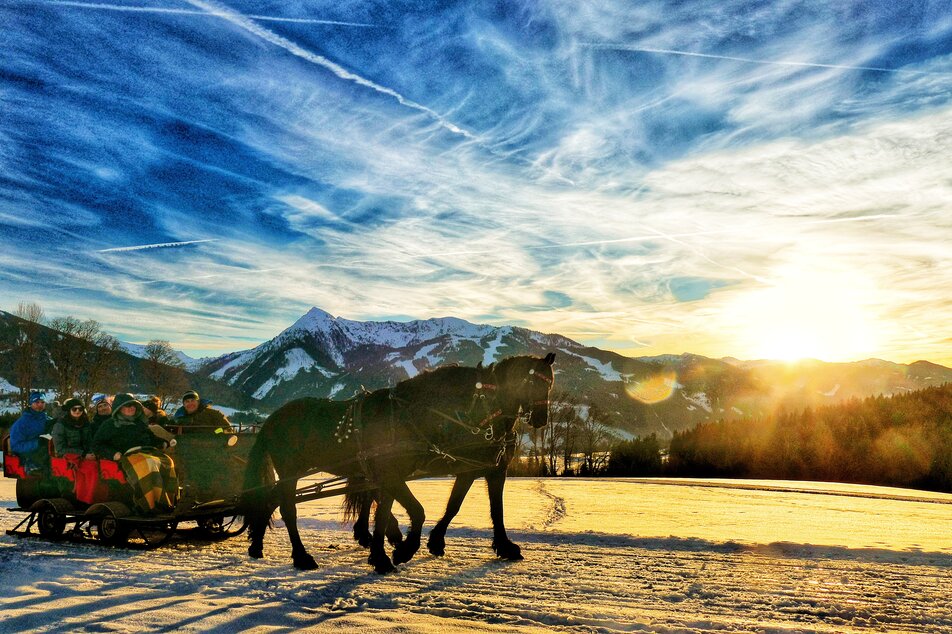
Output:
[{"xmin": 517, "ymin": 383, "xmax": 952, "ymax": 493}]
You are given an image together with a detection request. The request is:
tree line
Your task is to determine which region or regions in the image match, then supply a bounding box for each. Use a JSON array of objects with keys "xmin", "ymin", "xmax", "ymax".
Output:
[
  {"xmin": 666, "ymin": 383, "xmax": 952, "ymax": 492},
  {"xmin": 3, "ymin": 302, "xmax": 189, "ymax": 411},
  {"xmin": 513, "ymin": 383, "xmax": 952, "ymax": 493}
]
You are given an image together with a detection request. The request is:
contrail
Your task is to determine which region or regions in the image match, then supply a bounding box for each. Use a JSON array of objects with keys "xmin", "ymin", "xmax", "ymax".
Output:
[
  {"xmin": 581, "ymin": 43, "xmax": 949, "ymax": 76},
  {"xmin": 184, "ymin": 0, "xmax": 475, "ymax": 140},
  {"xmin": 97, "ymin": 239, "xmax": 219, "ymax": 253},
  {"xmin": 37, "ymin": 0, "xmax": 380, "ymax": 27}
]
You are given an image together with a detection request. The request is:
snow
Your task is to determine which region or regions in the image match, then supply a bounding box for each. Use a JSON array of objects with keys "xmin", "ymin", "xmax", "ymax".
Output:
[
  {"xmin": 415, "ymin": 343, "xmax": 443, "ymax": 366},
  {"xmin": 2, "ymin": 477, "xmax": 950, "ymax": 632},
  {"xmin": 558, "ymin": 348, "xmax": 623, "ymax": 381},
  {"xmin": 683, "ymin": 391, "xmax": 713, "ymax": 413},
  {"xmin": 287, "ymin": 307, "xmax": 499, "ymax": 354},
  {"xmin": 821, "ymin": 384, "xmax": 841, "ymax": 397},
  {"xmin": 482, "ymin": 328, "xmax": 506, "ymax": 366},
  {"xmin": 398, "ymin": 360, "xmax": 418, "ymax": 379},
  {"xmin": 251, "ymin": 348, "xmax": 324, "ymax": 399},
  {"xmin": 0, "ymin": 376, "xmax": 17, "ymax": 394},
  {"xmin": 119, "ymin": 342, "xmax": 204, "ymax": 371},
  {"xmin": 209, "ymin": 350, "xmax": 256, "ymax": 382}
]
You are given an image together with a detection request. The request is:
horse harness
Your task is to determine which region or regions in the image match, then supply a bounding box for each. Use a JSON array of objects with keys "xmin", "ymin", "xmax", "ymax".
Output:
[{"xmin": 332, "ymin": 376, "xmax": 521, "ymax": 479}]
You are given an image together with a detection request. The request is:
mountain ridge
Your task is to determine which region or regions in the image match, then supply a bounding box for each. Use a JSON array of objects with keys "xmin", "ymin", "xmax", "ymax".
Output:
[{"xmin": 189, "ymin": 307, "xmax": 952, "ymax": 436}]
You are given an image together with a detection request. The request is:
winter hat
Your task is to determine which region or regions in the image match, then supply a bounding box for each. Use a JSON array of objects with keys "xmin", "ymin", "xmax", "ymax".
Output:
[
  {"xmin": 28, "ymin": 392, "xmax": 45, "ymax": 405},
  {"xmin": 182, "ymin": 390, "xmax": 199, "ymax": 402},
  {"xmin": 142, "ymin": 399, "xmax": 159, "ymax": 414},
  {"xmin": 112, "ymin": 393, "xmax": 140, "ymax": 410},
  {"xmin": 63, "ymin": 397, "xmax": 85, "ymax": 413}
]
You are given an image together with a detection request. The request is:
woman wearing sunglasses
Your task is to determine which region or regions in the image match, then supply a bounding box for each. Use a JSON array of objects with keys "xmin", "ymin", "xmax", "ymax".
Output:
[{"xmin": 51, "ymin": 397, "xmax": 94, "ymax": 459}]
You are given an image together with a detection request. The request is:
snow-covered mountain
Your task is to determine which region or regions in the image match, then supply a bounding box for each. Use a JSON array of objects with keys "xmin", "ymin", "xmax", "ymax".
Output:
[
  {"xmin": 198, "ymin": 307, "xmax": 587, "ymax": 402},
  {"xmin": 193, "ymin": 307, "xmax": 952, "ymax": 436},
  {"xmin": 119, "ymin": 342, "xmax": 207, "ymax": 372}
]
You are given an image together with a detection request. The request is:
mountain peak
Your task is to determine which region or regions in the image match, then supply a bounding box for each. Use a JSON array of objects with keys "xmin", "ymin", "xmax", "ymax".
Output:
[{"xmin": 290, "ymin": 307, "xmax": 336, "ymax": 332}]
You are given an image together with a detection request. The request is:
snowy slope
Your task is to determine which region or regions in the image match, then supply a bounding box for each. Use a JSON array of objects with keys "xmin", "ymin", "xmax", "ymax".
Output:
[
  {"xmin": 119, "ymin": 342, "xmax": 206, "ymax": 372},
  {"xmin": 1, "ymin": 477, "xmax": 950, "ymax": 632}
]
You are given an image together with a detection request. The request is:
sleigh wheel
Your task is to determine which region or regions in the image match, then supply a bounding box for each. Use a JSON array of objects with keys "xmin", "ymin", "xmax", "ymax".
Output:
[
  {"xmin": 87, "ymin": 502, "xmax": 131, "ymax": 546},
  {"xmin": 37, "ymin": 504, "xmax": 66, "ymax": 538}
]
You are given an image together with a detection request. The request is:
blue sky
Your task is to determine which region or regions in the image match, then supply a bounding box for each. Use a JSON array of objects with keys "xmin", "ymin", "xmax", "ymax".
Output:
[{"xmin": 2, "ymin": 0, "xmax": 951, "ymax": 364}]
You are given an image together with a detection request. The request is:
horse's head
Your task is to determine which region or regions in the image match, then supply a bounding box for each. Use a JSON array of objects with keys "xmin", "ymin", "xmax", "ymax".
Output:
[{"xmin": 490, "ymin": 352, "xmax": 556, "ymax": 428}]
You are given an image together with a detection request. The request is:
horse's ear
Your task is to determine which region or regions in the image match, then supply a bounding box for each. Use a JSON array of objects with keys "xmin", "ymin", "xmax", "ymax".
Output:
[
  {"xmin": 544, "ymin": 352, "xmax": 556, "ymax": 365},
  {"xmin": 476, "ymin": 362, "xmax": 483, "ymax": 370}
]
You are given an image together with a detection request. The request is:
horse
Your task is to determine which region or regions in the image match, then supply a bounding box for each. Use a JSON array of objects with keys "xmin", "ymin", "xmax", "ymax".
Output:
[{"xmin": 242, "ymin": 352, "xmax": 555, "ymax": 573}]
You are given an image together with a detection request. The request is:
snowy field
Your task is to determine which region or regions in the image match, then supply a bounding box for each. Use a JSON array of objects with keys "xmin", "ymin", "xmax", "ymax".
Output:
[{"xmin": 1, "ymin": 476, "xmax": 951, "ymax": 633}]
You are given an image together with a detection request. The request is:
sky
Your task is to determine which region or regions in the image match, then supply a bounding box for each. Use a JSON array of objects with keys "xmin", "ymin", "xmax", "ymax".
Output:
[{"xmin": 1, "ymin": 0, "xmax": 951, "ymax": 364}]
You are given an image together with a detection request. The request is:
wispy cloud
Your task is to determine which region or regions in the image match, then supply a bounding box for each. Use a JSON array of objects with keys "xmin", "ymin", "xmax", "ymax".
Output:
[
  {"xmin": 184, "ymin": 0, "xmax": 475, "ymax": 140},
  {"xmin": 579, "ymin": 43, "xmax": 951, "ymax": 76},
  {"xmin": 2, "ymin": 1, "xmax": 951, "ymax": 364},
  {"xmin": 35, "ymin": 1, "xmax": 382, "ymax": 27},
  {"xmin": 96, "ymin": 239, "xmax": 219, "ymax": 253}
]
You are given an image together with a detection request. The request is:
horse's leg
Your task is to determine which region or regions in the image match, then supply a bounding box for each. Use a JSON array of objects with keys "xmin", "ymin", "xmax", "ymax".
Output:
[
  {"xmin": 427, "ymin": 473, "xmax": 475, "ymax": 556},
  {"xmin": 486, "ymin": 468, "xmax": 523, "ymax": 560},
  {"xmin": 247, "ymin": 520, "xmax": 266, "ymax": 559},
  {"xmin": 353, "ymin": 493, "xmax": 403, "ymax": 549},
  {"xmin": 278, "ymin": 478, "xmax": 317, "ymax": 570},
  {"xmin": 368, "ymin": 491, "xmax": 396, "ymax": 574},
  {"xmin": 353, "ymin": 496, "xmax": 372, "ymax": 548},
  {"xmin": 388, "ymin": 482, "xmax": 425, "ymax": 565},
  {"xmin": 247, "ymin": 506, "xmax": 272, "ymax": 559}
]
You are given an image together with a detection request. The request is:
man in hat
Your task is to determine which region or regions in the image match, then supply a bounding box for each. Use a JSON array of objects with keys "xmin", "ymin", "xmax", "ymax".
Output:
[
  {"xmin": 173, "ymin": 390, "xmax": 234, "ymax": 434},
  {"xmin": 9, "ymin": 392, "xmax": 52, "ymax": 472},
  {"xmin": 89, "ymin": 395, "xmax": 113, "ymax": 438}
]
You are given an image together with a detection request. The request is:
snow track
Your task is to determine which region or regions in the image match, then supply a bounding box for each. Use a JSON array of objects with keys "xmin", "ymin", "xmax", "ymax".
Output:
[{"xmin": 2, "ymin": 478, "xmax": 951, "ymax": 632}]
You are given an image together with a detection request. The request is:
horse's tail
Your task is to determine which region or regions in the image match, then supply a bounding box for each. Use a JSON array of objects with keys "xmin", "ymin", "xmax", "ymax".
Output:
[
  {"xmin": 341, "ymin": 483, "xmax": 375, "ymax": 522},
  {"xmin": 242, "ymin": 431, "xmax": 276, "ymax": 546}
]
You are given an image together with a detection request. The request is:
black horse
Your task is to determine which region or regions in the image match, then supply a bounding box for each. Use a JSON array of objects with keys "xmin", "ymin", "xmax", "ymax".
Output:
[{"xmin": 242, "ymin": 353, "xmax": 555, "ymax": 573}]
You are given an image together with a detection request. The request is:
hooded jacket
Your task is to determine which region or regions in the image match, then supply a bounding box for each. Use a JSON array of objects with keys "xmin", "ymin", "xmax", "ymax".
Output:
[
  {"xmin": 91, "ymin": 397, "xmax": 161, "ymax": 458},
  {"xmin": 51, "ymin": 410, "xmax": 93, "ymax": 456}
]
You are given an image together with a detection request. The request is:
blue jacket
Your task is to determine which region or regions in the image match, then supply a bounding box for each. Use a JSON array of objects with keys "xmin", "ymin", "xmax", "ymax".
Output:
[{"xmin": 10, "ymin": 408, "xmax": 51, "ymax": 455}]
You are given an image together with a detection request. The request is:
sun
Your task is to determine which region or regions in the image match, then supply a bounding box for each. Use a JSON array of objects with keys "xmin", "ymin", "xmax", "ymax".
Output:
[{"xmin": 727, "ymin": 266, "xmax": 880, "ymax": 362}]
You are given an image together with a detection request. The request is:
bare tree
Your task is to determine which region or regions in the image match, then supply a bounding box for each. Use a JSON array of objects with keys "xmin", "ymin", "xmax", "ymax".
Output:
[
  {"xmin": 144, "ymin": 340, "xmax": 188, "ymax": 406},
  {"xmin": 48, "ymin": 316, "xmax": 115, "ymax": 401},
  {"xmin": 79, "ymin": 331, "xmax": 124, "ymax": 405},
  {"xmin": 545, "ymin": 391, "xmax": 581, "ymax": 475},
  {"xmin": 14, "ymin": 302, "xmax": 45, "ymax": 408},
  {"xmin": 576, "ymin": 404, "xmax": 612, "ymax": 475}
]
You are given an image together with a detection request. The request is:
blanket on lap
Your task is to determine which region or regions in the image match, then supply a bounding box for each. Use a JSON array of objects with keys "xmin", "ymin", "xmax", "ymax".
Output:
[{"xmin": 121, "ymin": 449, "xmax": 179, "ymax": 513}]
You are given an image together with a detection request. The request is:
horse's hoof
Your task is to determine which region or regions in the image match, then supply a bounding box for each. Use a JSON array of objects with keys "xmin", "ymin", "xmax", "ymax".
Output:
[
  {"xmin": 369, "ymin": 553, "xmax": 396, "ymax": 574},
  {"xmin": 392, "ymin": 533, "xmax": 420, "ymax": 565},
  {"xmin": 354, "ymin": 531, "xmax": 371, "ymax": 549},
  {"xmin": 248, "ymin": 544, "xmax": 263, "ymax": 559},
  {"xmin": 493, "ymin": 540, "xmax": 524, "ymax": 561},
  {"xmin": 293, "ymin": 554, "xmax": 318, "ymax": 570},
  {"xmin": 427, "ymin": 532, "xmax": 446, "ymax": 557}
]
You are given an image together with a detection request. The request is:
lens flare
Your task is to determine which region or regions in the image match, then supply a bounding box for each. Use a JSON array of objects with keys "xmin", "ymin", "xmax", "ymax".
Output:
[{"xmin": 625, "ymin": 371, "xmax": 679, "ymax": 404}]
